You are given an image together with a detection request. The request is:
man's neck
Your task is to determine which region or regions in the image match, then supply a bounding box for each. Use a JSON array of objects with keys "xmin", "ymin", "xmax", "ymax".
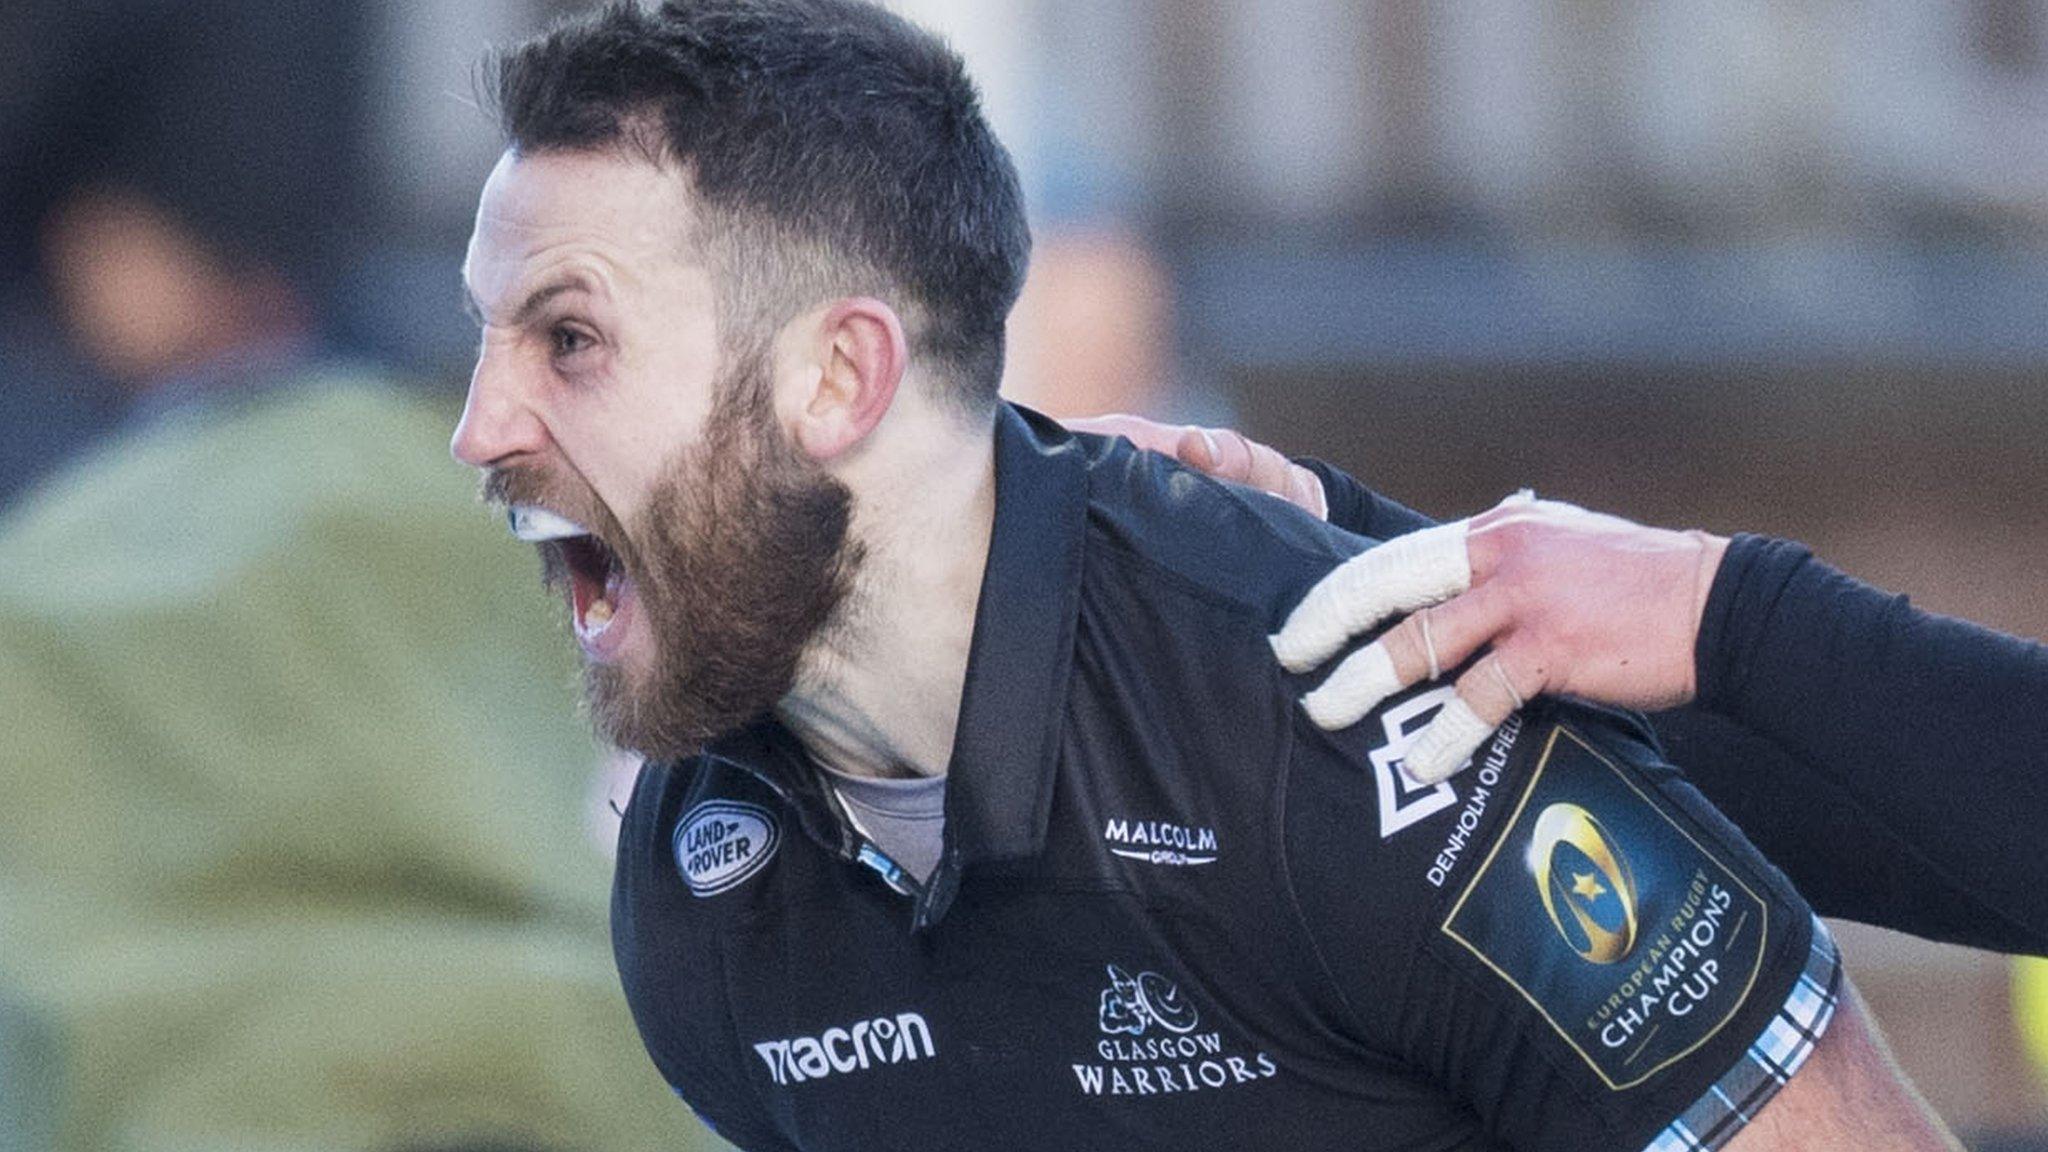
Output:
[{"xmin": 777, "ymin": 403, "xmax": 998, "ymax": 781}]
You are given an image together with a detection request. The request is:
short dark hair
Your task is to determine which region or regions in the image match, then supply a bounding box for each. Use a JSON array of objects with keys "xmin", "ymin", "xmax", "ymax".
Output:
[{"xmin": 487, "ymin": 0, "xmax": 1031, "ymax": 411}]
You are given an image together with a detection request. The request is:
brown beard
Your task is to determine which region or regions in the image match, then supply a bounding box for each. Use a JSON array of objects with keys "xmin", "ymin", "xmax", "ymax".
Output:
[
  {"xmin": 587, "ymin": 362, "xmax": 864, "ymax": 760},
  {"xmin": 484, "ymin": 352, "xmax": 863, "ymax": 762}
]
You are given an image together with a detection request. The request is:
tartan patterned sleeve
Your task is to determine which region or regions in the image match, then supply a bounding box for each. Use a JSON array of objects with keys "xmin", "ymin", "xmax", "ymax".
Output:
[{"xmin": 1644, "ymin": 916, "xmax": 1844, "ymax": 1152}]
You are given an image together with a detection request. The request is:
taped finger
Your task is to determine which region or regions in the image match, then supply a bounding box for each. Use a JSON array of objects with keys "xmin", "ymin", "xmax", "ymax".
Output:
[
  {"xmin": 1300, "ymin": 643, "xmax": 1401, "ymax": 730},
  {"xmin": 1403, "ymin": 652, "xmax": 1530, "ymax": 783},
  {"xmin": 1270, "ymin": 521, "xmax": 1472, "ymax": 672},
  {"xmin": 1401, "ymin": 696, "xmax": 1496, "ymax": 786},
  {"xmin": 1298, "ymin": 584, "xmax": 1509, "ymax": 729}
]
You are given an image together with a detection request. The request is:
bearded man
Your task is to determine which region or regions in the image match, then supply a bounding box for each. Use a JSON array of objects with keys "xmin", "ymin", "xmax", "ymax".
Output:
[{"xmin": 454, "ymin": 3, "xmax": 1957, "ymax": 1149}]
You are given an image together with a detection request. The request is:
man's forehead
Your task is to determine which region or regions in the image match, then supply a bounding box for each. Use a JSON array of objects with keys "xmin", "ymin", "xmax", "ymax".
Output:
[{"xmin": 465, "ymin": 148, "xmax": 696, "ymax": 300}]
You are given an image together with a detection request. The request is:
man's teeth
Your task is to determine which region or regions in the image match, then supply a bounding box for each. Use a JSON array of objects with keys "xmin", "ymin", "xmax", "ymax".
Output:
[
  {"xmin": 584, "ymin": 597, "xmax": 615, "ymax": 632},
  {"xmin": 508, "ymin": 505, "xmax": 590, "ymax": 542}
]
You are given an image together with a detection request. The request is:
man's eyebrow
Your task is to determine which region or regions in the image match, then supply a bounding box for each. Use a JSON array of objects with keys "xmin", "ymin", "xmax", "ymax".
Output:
[{"xmin": 462, "ymin": 276, "xmax": 597, "ymax": 328}]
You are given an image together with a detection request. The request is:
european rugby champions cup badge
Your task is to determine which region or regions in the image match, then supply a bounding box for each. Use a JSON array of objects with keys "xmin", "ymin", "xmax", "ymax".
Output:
[
  {"xmin": 1441, "ymin": 726, "xmax": 1769, "ymax": 1090},
  {"xmin": 1531, "ymin": 803, "xmax": 1638, "ymax": 965}
]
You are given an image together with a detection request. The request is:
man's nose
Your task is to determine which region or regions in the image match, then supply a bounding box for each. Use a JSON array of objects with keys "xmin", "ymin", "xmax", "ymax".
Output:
[{"xmin": 451, "ymin": 347, "xmax": 547, "ymax": 467}]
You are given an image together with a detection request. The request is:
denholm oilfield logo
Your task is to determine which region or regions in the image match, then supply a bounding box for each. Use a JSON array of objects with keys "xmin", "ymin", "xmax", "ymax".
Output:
[{"xmin": 1528, "ymin": 803, "xmax": 1639, "ymax": 965}]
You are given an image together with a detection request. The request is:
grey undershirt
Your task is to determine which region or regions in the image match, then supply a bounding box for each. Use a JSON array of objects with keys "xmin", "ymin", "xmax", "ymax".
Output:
[{"xmin": 819, "ymin": 766, "xmax": 948, "ymax": 884}]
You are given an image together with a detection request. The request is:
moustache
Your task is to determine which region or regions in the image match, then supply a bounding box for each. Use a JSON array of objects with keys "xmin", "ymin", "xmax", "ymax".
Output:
[
  {"xmin": 479, "ymin": 466, "xmax": 556, "ymax": 510},
  {"xmin": 477, "ymin": 464, "xmax": 641, "ymax": 591}
]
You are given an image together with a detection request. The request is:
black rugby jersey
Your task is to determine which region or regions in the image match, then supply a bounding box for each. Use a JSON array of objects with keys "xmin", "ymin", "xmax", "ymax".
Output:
[
  {"xmin": 613, "ymin": 406, "xmax": 1832, "ymax": 1152},
  {"xmin": 1307, "ymin": 460, "xmax": 2048, "ymax": 959}
]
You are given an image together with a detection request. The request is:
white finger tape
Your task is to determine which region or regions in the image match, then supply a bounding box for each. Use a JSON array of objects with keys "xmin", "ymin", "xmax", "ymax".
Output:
[
  {"xmin": 1403, "ymin": 697, "xmax": 1494, "ymax": 785},
  {"xmin": 1302, "ymin": 643, "xmax": 1401, "ymax": 731},
  {"xmin": 1270, "ymin": 520, "xmax": 1472, "ymax": 672}
]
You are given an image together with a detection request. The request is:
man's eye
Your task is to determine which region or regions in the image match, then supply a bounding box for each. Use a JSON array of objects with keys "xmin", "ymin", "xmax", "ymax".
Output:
[{"xmin": 551, "ymin": 325, "xmax": 594, "ymax": 357}]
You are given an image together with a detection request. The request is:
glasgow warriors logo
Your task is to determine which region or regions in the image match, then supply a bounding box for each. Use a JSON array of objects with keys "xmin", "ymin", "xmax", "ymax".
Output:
[
  {"xmin": 1075, "ymin": 964, "xmax": 1280, "ymax": 1096},
  {"xmin": 1098, "ymin": 965, "xmax": 1201, "ymax": 1036},
  {"xmin": 1528, "ymin": 803, "xmax": 1639, "ymax": 964}
]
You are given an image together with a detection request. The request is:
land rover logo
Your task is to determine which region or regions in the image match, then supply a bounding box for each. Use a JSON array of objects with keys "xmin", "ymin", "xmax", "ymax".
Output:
[
  {"xmin": 1528, "ymin": 803, "xmax": 1638, "ymax": 964},
  {"xmin": 675, "ymin": 800, "xmax": 780, "ymax": 897}
]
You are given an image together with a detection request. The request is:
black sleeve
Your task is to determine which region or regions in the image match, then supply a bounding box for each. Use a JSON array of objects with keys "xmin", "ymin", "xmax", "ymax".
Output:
[
  {"xmin": 1283, "ymin": 694, "xmax": 1831, "ymax": 1151},
  {"xmin": 1686, "ymin": 534, "xmax": 2048, "ymax": 954},
  {"xmin": 1297, "ymin": 457, "xmax": 1437, "ymax": 539},
  {"xmin": 1305, "ymin": 458, "xmax": 2048, "ymax": 956}
]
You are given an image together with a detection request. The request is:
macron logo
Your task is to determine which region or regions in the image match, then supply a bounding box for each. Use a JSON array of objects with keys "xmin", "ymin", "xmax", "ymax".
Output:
[{"xmin": 754, "ymin": 1012, "xmax": 936, "ymax": 1086}]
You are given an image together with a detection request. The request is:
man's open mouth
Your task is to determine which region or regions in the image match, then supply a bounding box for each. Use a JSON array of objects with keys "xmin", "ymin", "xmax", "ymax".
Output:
[{"xmin": 508, "ymin": 504, "xmax": 639, "ymax": 657}]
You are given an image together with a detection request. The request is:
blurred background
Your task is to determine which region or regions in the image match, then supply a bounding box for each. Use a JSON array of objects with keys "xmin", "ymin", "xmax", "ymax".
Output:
[{"xmin": 1, "ymin": 0, "xmax": 2045, "ymax": 1149}]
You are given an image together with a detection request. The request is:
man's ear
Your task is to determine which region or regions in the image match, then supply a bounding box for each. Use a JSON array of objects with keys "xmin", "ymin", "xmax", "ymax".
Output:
[{"xmin": 788, "ymin": 297, "xmax": 906, "ymax": 461}]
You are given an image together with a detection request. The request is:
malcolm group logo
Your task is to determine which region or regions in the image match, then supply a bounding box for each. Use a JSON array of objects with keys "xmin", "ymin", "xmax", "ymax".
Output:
[
  {"xmin": 1103, "ymin": 818, "xmax": 1219, "ymax": 867},
  {"xmin": 1527, "ymin": 802, "xmax": 1640, "ymax": 965},
  {"xmin": 1073, "ymin": 965, "xmax": 1278, "ymax": 1097}
]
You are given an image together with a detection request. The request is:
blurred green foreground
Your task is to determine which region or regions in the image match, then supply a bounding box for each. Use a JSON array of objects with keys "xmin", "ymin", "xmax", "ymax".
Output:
[{"xmin": 0, "ymin": 378, "xmax": 716, "ymax": 1152}]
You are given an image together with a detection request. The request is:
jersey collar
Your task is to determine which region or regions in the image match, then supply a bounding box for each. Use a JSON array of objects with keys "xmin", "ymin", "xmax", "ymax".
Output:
[
  {"xmin": 936, "ymin": 403, "xmax": 1089, "ymax": 876},
  {"xmin": 698, "ymin": 404, "xmax": 1089, "ymax": 929}
]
